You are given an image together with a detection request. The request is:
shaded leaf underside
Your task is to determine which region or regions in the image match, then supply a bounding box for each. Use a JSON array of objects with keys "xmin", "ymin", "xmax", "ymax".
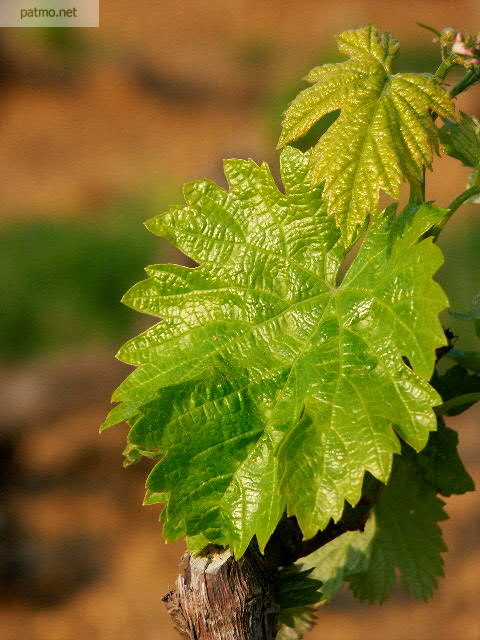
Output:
[
  {"xmin": 303, "ymin": 421, "xmax": 473, "ymax": 604},
  {"xmin": 440, "ymin": 113, "xmax": 480, "ymax": 204},
  {"xmin": 440, "ymin": 112, "xmax": 480, "ymax": 169}
]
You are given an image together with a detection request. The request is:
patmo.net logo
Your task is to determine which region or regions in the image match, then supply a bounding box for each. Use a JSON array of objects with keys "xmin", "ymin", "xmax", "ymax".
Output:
[
  {"xmin": 20, "ymin": 6, "xmax": 78, "ymax": 19},
  {"xmin": 0, "ymin": 0, "xmax": 98, "ymax": 27}
]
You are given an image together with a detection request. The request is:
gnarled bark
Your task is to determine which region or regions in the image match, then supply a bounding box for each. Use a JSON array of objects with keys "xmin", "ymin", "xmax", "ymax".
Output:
[
  {"xmin": 163, "ymin": 495, "xmax": 380, "ymax": 640},
  {"xmin": 163, "ymin": 546, "xmax": 279, "ymax": 640}
]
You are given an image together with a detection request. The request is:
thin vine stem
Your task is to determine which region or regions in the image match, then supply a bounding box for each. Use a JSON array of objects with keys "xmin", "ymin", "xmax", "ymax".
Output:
[
  {"xmin": 434, "ymin": 54, "xmax": 458, "ymax": 81},
  {"xmin": 420, "ymin": 61, "xmax": 480, "ymax": 237},
  {"xmin": 411, "ymin": 55, "xmax": 458, "ymax": 205},
  {"xmin": 436, "ymin": 392, "xmax": 480, "ymax": 415},
  {"xmin": 431, "ymin": 186, "xmax": 480, "ymax": 239},
  {"xmin": 450, "ymin": 69, "xmax": 480, "ymax": 98},
  {"xmin": 447, "ymin": 185, "xmax": 480, "ymax": 215}
]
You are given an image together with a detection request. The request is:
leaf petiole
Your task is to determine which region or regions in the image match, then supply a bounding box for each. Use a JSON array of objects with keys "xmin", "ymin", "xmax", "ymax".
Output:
[
  {"xmin": 417, "ymin": 22, "xmax": 441, "ymax": 38},
  {"xmin": 435, "ymin": 392, "xmax": 480, "ymax": 415},
  {"xmin": 434, "ymin": 54, "xmax": 458, "ymax": 81},
  {"xmin": 432, "ymin": 185, "xmax": 480, "ymax": 238},
  {"xmin": 450, "ymin": 68, "xmax": 480, "ymax": 98}
]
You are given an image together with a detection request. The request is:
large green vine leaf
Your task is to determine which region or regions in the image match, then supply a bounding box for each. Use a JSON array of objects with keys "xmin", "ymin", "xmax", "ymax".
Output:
[
  {"xmin": 103, "ymin": 147, "xmax": 448, "ymax": 556},
  {"xmin": 278, "ymin": 25, "xmax": 456, "ymax": 240}
]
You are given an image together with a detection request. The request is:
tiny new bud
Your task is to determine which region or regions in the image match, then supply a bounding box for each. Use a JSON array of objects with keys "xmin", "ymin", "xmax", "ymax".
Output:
[{"xmin": 440, "ymin": 26, "xmax": 457, "ymax": 43}]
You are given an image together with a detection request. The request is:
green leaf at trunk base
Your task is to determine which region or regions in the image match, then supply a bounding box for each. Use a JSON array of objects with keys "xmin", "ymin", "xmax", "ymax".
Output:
[{"xmin": 301, "ymin": 516, "xmax": 375, "ymax": 600}]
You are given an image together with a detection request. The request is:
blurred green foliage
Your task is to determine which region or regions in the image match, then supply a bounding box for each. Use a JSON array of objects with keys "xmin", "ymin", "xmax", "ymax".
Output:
[
  {"xmin": 438, "ymin": 220, "xmax": 480, "ymax": 351},
  {"xmin": 0, "ymin": 196, "xmax": 165, "ymax": 362},
  {"xmin": 29, "ymin": 27, "xmax": 88, "ymax": 57}
]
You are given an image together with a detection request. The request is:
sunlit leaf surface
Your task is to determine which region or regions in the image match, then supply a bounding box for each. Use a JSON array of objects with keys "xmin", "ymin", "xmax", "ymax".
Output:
[
  {"xmin": 279, "ymin": 25, "xmax": 456, "ymax": 240},
  {"xmin": 103, "ymin": 147, "xmax": 447, "ymax": 556}
]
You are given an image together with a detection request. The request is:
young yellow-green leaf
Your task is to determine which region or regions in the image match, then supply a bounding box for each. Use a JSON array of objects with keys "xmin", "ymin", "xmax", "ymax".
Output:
[
  {"xmin": 278, "ymin": 25, "xmax": 456, "ymax": 240},
  {"xmin": 105, "ymin": 147, "xmax": 448, "ymax": 556}
]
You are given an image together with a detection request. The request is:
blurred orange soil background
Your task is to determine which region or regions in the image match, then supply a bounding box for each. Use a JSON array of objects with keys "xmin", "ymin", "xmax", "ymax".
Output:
[{"xmin": 0, "ymin": 1, "xmax": 479, "ymax": 639}]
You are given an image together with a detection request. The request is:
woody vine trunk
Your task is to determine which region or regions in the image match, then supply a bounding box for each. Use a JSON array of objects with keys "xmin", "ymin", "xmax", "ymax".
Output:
[
  {"xmin": 163, "ymin": 546, "xmax": 279, "ymax": 640},
  {"xmin": 102, "ymin": 23, "xmax": 479, "ymax": 640},
  {"xmin": 163, "ymin": 501, "xmax": 376, "ymax": 639}
]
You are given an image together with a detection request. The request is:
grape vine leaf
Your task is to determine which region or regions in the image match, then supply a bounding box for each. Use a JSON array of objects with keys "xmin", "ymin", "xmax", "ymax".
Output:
[
  {"xmin": 440, "ymin": 113, "xmax": 480, "ymax": 203},
  {"xmin": 445, "ymin": 293, "xmax": 480, "ymax": 375},
  {"xmin": 278, "ymin": 25, "xmax": 456, "ymax": 240},
  {"xmin": 440, "ymin": 112, "xmax": 480, "ymax": 168},
  {"xmin": 433, "ymin": 363, "xmax": 480, "ymax": 414},
  {"xmin": 303, "ymin": 420, "xmax": 473, "ymax": 602},
  {"xmin": 415, "ymin": 418, "xmax": 475, "ymax": 496},
  {"xmin": 276, "ymin": 606, "xmax": 317, "ymax": 640},
  {"xmin": 447, "ymin": 349, "xmax": 480, "ymax": 375},
  {"xmin": 102, "ymin": 147, "xmax": 448, "ymax": 557},
  {"xmin": 274, "ymin": 565, "xmax": 323, "ymax": 632},
  {"xmin": 347, "ymin": 454, "xmax": 447, "ymax": 602},
  {"xmin": 301, "ymin": 516, "xmax": 375, "ymax": 599}
]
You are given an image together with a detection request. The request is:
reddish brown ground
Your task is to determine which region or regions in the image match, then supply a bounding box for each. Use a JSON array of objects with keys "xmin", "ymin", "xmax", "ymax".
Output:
[
  {"xmin": 0, "ymin": 1, "xmax": 479, "ymax": 638},
  {"xmin": 0, "ymin": 353, "xmax": 478, "ymax": 640}
]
